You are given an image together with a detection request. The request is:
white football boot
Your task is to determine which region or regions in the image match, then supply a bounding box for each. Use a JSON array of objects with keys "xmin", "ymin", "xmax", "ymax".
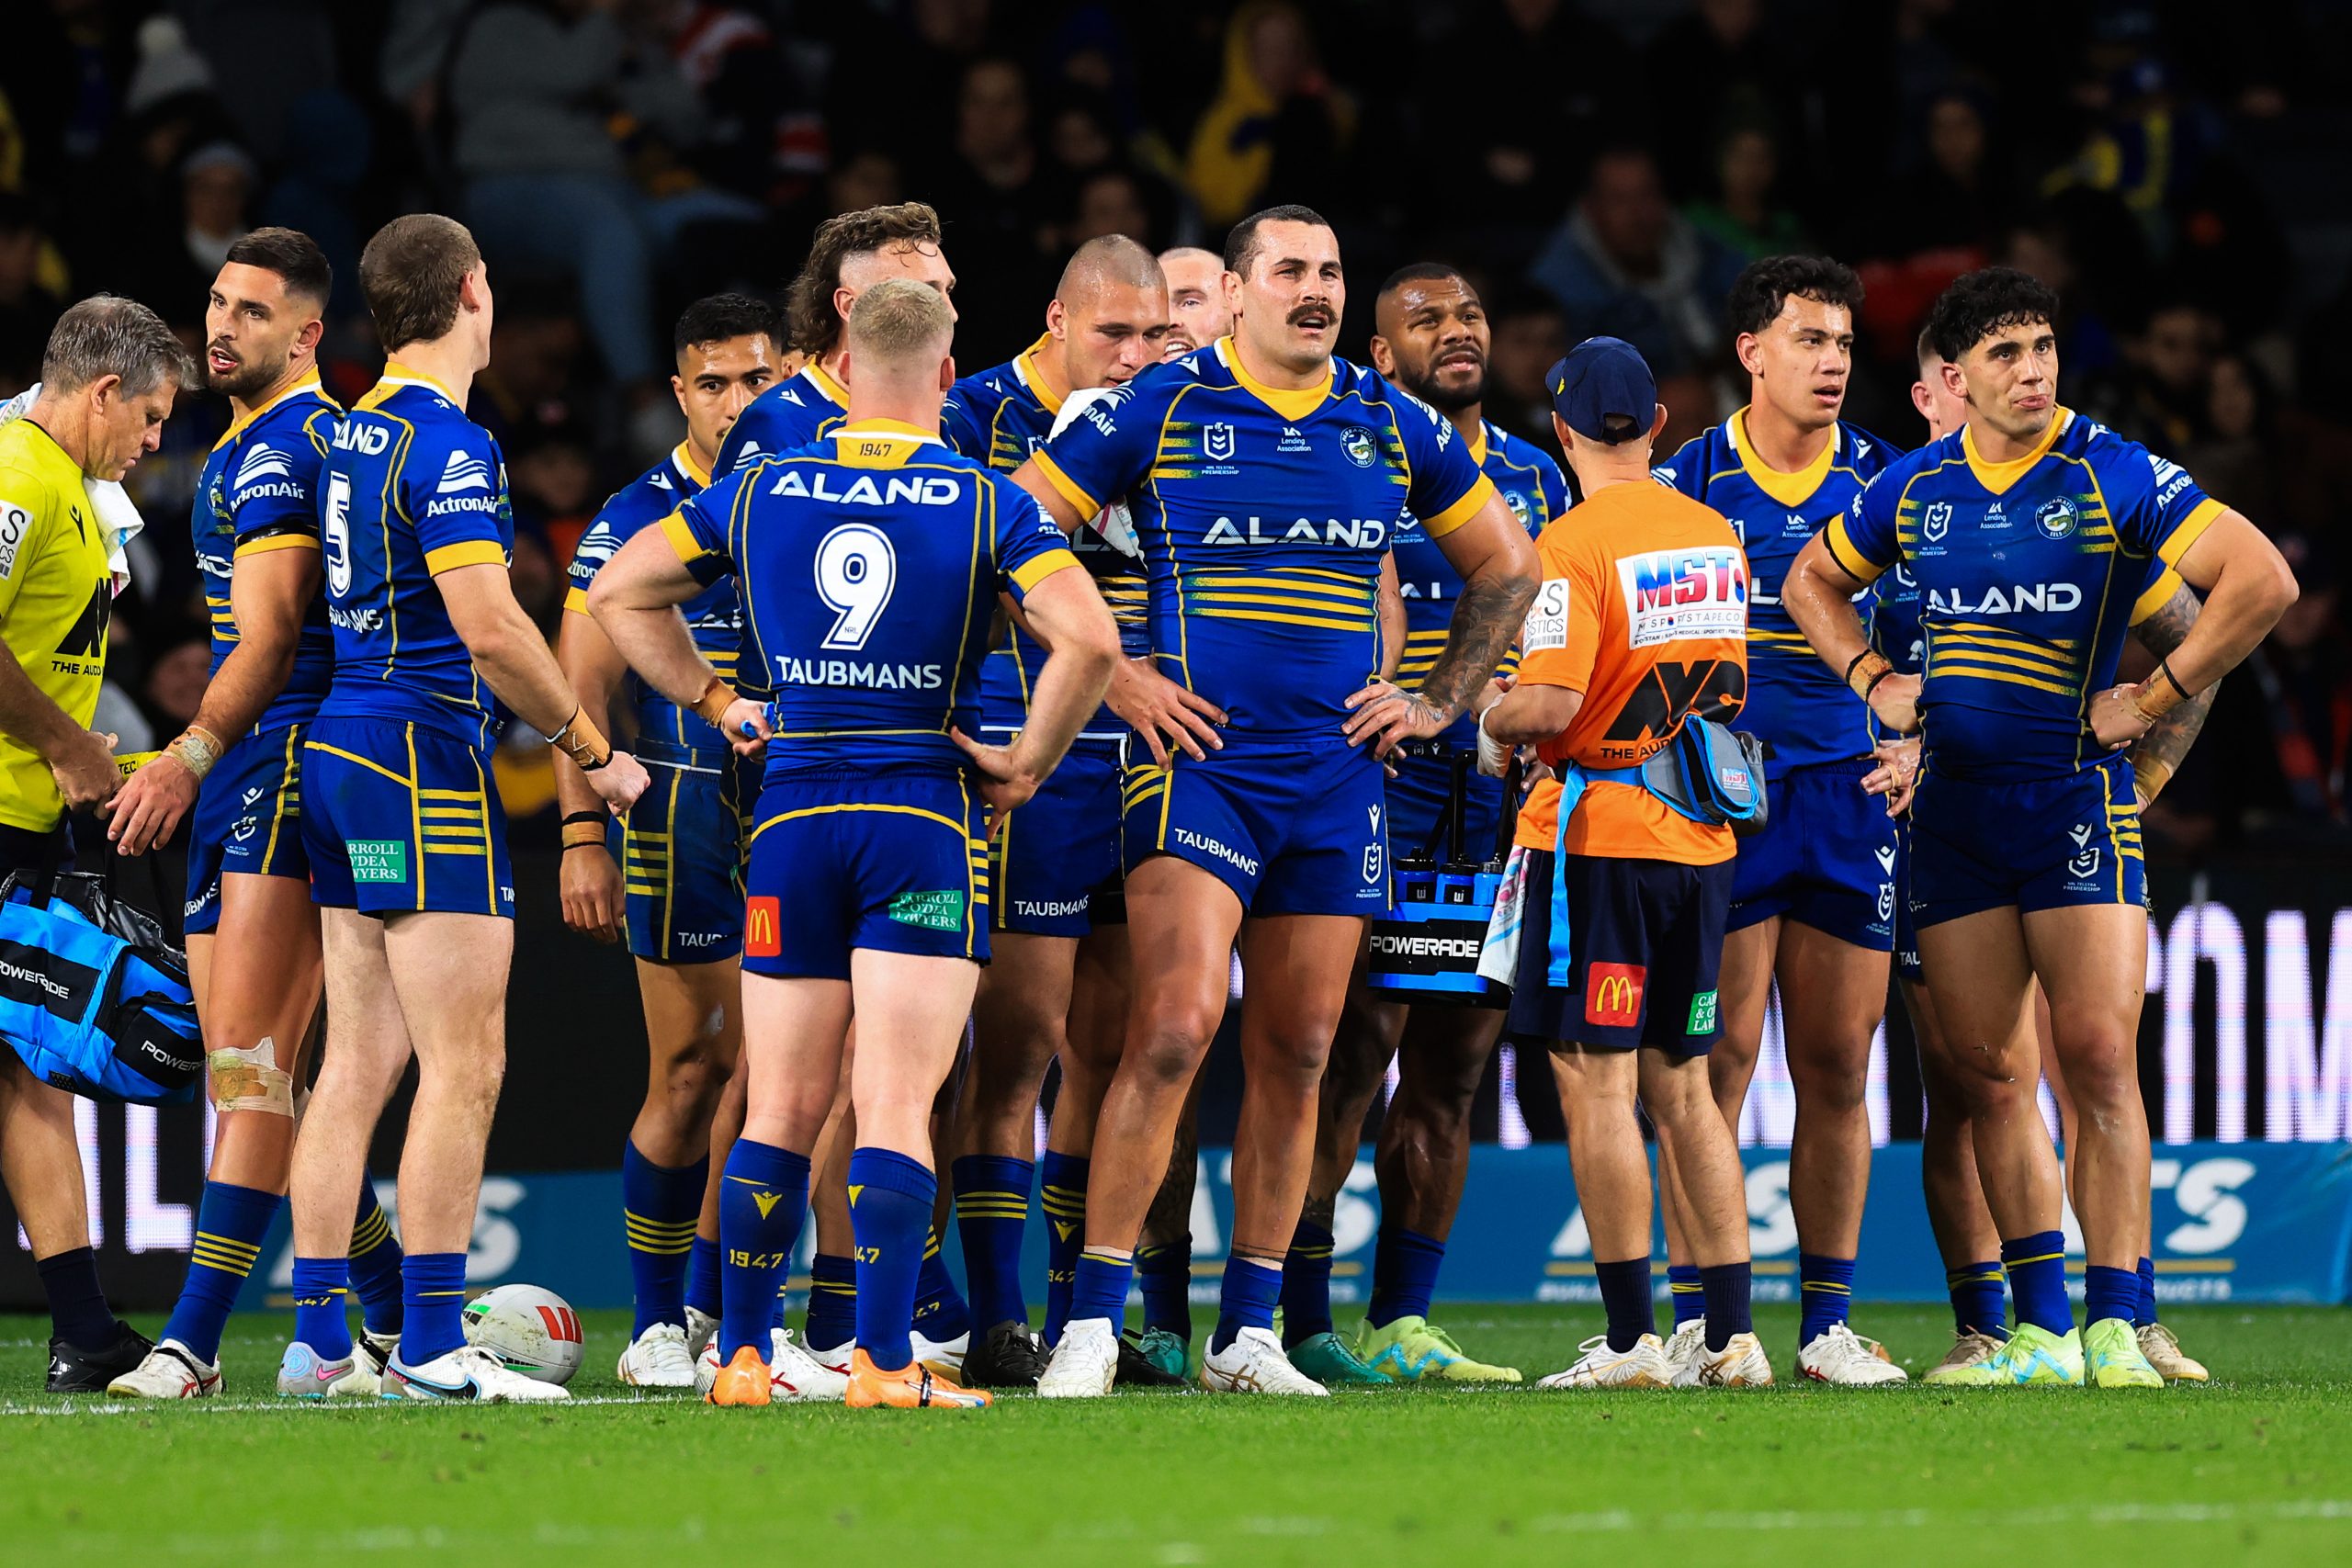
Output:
[
  {"xmin": 381, "ymin": 1343, "xmax": 569, "ymax": 1403},
  {"xmin": 1035, "ymin": 1317, "xmax": 1121, "ymax": 1399},
  {"xmin": 1797, "ymin": 1323, "xmax": 1909, "ymax": 1385},
  {"xmin": 911, "ymin": 1326, "xmax": 969, "ymax": 1380},
  {"xmin": 1197, "ymin": 1326, "xmax": 1329, "ymax": 1395},
  {"xmin": 1662, "ymin": 1316, "xmax": 1709, "ymax": 1387},
  {"xmin": 276, "ymin": 1341, "xmax": 381, "ymax": 1399},
  {"xmin": 2137, "ymin": 1323, "xmax": 2211, "ymax": 1382},
  {"xmin": 1536, "ymin": 1334, "xmax": 1674, "ymax": 1390},
  {"xmin": 684, "ymin": 1306, "xmax": 719, "ymax": 1361},
  {"xmin": 355, "ymin": 1329, "xmax": 400, "ymax": 1384},
  {"xmin": 107, "ymin": 1339, "xmax": 221, "ymax": 1400},
  {"xmin": 616, "ymin": 1322, "xmax": 697, "ymax": 1389},
  {"xmin": 1694, "ymin": 1331, "xmax": 1776, "ymax": 1387}
]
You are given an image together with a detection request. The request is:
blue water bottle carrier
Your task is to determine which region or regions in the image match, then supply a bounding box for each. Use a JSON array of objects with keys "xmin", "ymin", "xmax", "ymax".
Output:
[{"xmin": 1366, "ymin": 747, "xmax": 1516, "ymax": 1008}]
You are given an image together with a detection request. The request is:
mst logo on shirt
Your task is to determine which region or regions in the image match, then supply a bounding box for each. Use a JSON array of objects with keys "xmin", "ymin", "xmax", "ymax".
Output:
[{"xmin": 1616, "ymin": 547, "xmax": 1747, "ymax": 648}]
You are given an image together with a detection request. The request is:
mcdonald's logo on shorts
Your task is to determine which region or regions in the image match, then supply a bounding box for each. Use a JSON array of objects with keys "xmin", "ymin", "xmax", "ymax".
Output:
[
  {"xmin": 1584, "ymin": 962, "xmax": 1645, "ymax": 1029},
  {"xmin": 745, "ymin": 896, "xmax": 781, "ymax": 957}
]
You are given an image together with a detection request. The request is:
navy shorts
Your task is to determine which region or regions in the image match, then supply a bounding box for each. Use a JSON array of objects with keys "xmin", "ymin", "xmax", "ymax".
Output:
[
  {"xmin": 1504, "ymin": 848, "xmax": 1735, "ymax": 1055},
  {"xmin": 741, "ymin": 766, "xmax": 989, "ymax": 980},
  {"xmin": 300, "ymin": 716, "xmax": 514, "ymax": 919},
  {"xmin": 1892, "ymin": 818, "xmax": 1923, "ymax": 983},
  {"xmin": 613, "ymin": 738, "xmax": 753, "ymax": 963},
  {"xmin": 1123, "ymin": 738, "xmax": 1388, "ymax": 917},
  {"xmin": 989, "ymin": 736, "xmax": 1125, "ymax": 936},
  {"xmin": 185, "ymin": 722, "xmax": 311, "ymax": 935},
  {"xmin": 1385, "ymin": 745, "xmax": 1505, "ymax": 865},
  {"xmin": 1727, "ymin": 759, "xmax": 1895, "ymax": 951},
  {"xmin": 1907, "ymin": 754, "xmax": 2146, "ymax": 931}
]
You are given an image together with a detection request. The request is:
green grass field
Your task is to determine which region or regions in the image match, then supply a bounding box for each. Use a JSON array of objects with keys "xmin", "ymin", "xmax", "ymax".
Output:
[{"xmin": 4, "ymin": 1303, "xmax": 2347, "ymax": 1566}]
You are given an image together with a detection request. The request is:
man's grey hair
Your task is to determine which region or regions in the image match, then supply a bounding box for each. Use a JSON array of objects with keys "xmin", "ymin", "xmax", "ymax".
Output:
[{"xmin": 40, "ymin": 295, "xmax": 197, "ymax": 398}]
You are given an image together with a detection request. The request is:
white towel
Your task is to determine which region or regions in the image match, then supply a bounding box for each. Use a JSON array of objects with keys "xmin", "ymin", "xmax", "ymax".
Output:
[
  {"xmin": 0, "ymin": 382, "xmax": 148, "ymax": 592},
  {"xmin": 1476, "ymin": 843, "xmax": 1529, "ymax": 989},
  {"xmin": 1046, "ymin": 387, "xmax": 1143, "ymax": 562}
]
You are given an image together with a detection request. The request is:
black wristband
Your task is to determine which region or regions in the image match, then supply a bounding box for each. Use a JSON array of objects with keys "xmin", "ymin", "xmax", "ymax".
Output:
[
  {"xmin": 561, "ymin": 840, "xmax": 605, "ymax": 853},
  {"xmin": 1863, "ymin": 666, "xmax": 1896, "ymax": 702},
  {"xmin": 2159, "ymin": 660, "xmax": 2193, "ymax": 702},
  {"xmin": 561, "ymin": 810, "xmax": 605, "ymax": 828}
]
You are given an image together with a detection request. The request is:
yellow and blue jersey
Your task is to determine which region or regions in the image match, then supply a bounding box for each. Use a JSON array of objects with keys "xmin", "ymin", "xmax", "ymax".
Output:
[
  {"xmin": 662, "ymin": 419, "xmax": 1080, "ymax": 777},
  {"xmin": 711, "ymin": 359, "xmax": 848, "ymax": 479},
  {"xmin": 1830, "ymin": 407, "xmax": 2224, "ymax": 783},
  {"xmin": 1654, "ymin": 412, "xmax": 1896, "ymax": 776},
  {"xmin": 192, "ymin": 373, "xmax": 339, "ymax": 733},
  {"xmin": 1028, "ymin": 337, "xmax": 1497, "ymax": 742},
  {"xmin": 944, "ymin": 339, "xmax": 1148, "ymax": 737},
  {"xmin": 565, "ymin": 443, "xmax": 742, "ymax": 751},
  {"xmin": 315, "ymin": 364, "xmax": 515, "ymax": 750},
  {"xmin": 1390, "ymin": 418, "xmax": 1563, "ymax": 749}
]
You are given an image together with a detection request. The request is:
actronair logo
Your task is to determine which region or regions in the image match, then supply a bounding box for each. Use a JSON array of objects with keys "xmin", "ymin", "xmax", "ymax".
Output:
[
  {"xmin": 437, "ymin": 451, "xmax": 493, "ymax": 492},
  {"xmin": 233, "ymin": 443, "xmax": 294, "ymax": 489}
]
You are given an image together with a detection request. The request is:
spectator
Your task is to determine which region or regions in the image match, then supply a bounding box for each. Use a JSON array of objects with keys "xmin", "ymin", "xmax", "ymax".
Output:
[
  {"xmin": 1877, "ymin": 88, "xmax": 2013, "ymax": 260},
  {"xmin": 1063, "ymin": 165, "xmax": 1160, "ymax": 252},
  {"xmin": 937, "ymin": 56, "xmax": 1057, "ymax": 360},
  {"xmin": 650, "ymin": 0, "xmax": 826, "ymax": 210},
  {"xmin": 1684, "ymin": 119, "xmax": 1808, "ymax": 262},
  {"xmin": 446, "ymin": 0, "xmax": 761, "ymax": 399},
  {"xmin": 0, "ymin": 196, "xmax": 63, "ymax": 394},
  {"xmin": 1526, "ymin": 146, "xmax": 1744, "ymax": 378},
  {"xmin": 177, "ymin": 141, "xmax": 255, "ymax": 281},
  {"xmin": 2183, "ymin": 349, "xmax": 2283, "ymax": 527},
  {"xmin": 255, "ymin": 91, "xmax": 371, "ymax": 326},
  {"xmin": 2090, "ymin": 297, "xmax": 2216, "ymax": 452},
  {"xmin": 2202, "ymin": 534, "xmax": 2349, "ymax": 836},
  {"xmin": 1640, "ymin": 0, "xmax": 1812, "ymax": 202},
  {"xmin": 1183, "ymin": 1, "xmax": 1355, "ymax": 229},
  {"xmin": 1484, "ymin": 287, "xmax": 1570, "ymax": 451}
]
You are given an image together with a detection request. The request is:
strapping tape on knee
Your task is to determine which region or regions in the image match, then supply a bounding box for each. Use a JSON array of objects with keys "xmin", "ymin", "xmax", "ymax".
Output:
[{"xmin": 209, "ymin": 1035, "xmax": 295, "ymax": 1116}]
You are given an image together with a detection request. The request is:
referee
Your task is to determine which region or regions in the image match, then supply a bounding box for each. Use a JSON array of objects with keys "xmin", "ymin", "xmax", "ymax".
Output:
[{"xmin": 0, "ymin": 293, "xmax": 194, "ymax": 1389}]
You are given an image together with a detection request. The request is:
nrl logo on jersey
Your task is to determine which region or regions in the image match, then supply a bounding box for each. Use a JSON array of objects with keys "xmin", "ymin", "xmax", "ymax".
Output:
[
  {"xmin": 1204, "ymin": 422, "xmax": 1237, "ymax": 461},
  {"xmin": 1923, "ymin": 502, "xmax": 1952, "ymax": 542}
]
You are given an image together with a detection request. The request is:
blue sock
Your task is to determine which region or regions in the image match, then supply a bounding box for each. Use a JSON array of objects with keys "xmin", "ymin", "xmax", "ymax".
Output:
[
  {"xmin": 1040, "ymin": 1151, "xmax": 1089, "ymax": 1345},
  {"xmin": 2085, "ymin": 1263, "xmax": 2139, "ymax": 1329},
  {"xmin": 803, "ymin": 1253, "xmax": 857, "ymax": 1350},
  {"xmin": 718, "ymin": 1139, "xmax": 810, "ymax": 1359},
  {"xmin": 1279, "ymin": 1219, "xmax": 1335, "ymax": 1347},
  {"xmin": 1366, "ymin": 1225, "xmax": 1445, "ymax": 1328},
  {"xmin": 1069, "ymin": 1248, "xmax": 1133, "ymax": 1328},
  {"xmin": 911, "ymin": 1224, "xmax": 971, "ymax": 1342},
  {"xmin": 164, "ymin": 1180, "xmax": 279, "ymax": 1362},
  {"xmin": 1593, "ymin": 1257, "xmax": 1655, "ymax": 1353},
  {"xmin": 399, "ymin": 1252, "xmax": 469, "ymax": 1366},
  {"xmin": 1699, "ymin": 1262, "xmax": 1752, "ymax": 1350},
  {"xmin": 685, "ymin": 1235, "xmax": 722, "ymax": 1319},
  {"xmin": 1668, "ymin": 1263, "xmax": 1706, "ymax": 1328},
  {"xmin": 1947, "ymin": 1261, "xmax": 2009, "ymax": 1340},
  {"xmin": 1798, "ymin": 1253, "xmax": 1855, "ymax": 1344},
  {"xmin": 2001, "ymin": 1232, "xmax": 2072, "ymax": 1336},
  {"xmin": 346, "ymin": 1176, "xmax": 404, "ymax": 1337},
  {"xmin": 622, "ymin": 1141, "xmax": 706, "ymax": 1337},
  {"xmin": 2136, "ymin": 1256, "xmax": 2158, "ymax": 1327},
  {"xmin": 951, "ymin": 1155, "xmax": 1034, "ymax": 1330},
  {"xmin": 847, "ymin": 1147, "xmax": 937, "ymax": 1371},
  {"xmin": 1136, "ymin": 1239, "xmax": 1193, "ymax": 1339},
  {"xmin": 1211, "ymin": 1255, "xmax": 1281, "ymax": 1356},
  {"xmin": 289, "ymin": 1256, "xmax": 352, "ymax": 1359},
  {"xmin": 37, "ymin": 1247, "xmax": 119, "ymax": 1348}
]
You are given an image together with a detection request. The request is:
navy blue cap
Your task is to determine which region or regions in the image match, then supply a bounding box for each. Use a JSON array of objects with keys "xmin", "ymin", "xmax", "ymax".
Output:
[{"xmin": 1546, "ymin": 336, "xmax": 1657, "ymax": 445}]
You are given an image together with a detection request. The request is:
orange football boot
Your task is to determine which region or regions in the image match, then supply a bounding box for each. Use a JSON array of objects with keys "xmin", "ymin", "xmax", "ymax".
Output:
[
  {"xmin": 843, "ymin": 1348, "xmax": 992, "ymax": 1408},
  {"xmin": 706, "ymin": 1344, "xmax": 774, "ymax": 1406}
]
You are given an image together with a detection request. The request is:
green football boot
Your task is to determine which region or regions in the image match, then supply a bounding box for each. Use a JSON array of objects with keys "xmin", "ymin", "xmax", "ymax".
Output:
[
  {"xmin": 2085, "ymin": 1316, "xmax": 2165, "ymax": 1388},
  {"xmin": 1285, "ymin": 1330, "xmax": 1394, "ymax": 1386},
  {"xmin": 1355, "ymin": 1315, "xmax": 1522, "ymax": 1383},
  {"xmin": 1938, "ymin": 1321, "xmax": 2085, "ymax": 1386}
]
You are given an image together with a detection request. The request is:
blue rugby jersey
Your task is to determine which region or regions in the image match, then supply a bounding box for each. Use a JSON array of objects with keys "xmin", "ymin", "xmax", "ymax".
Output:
[
  {"xmin": 1389, "ymin": 418, "xmax": 1562, "ymax": 748},
  {"xmin": 1654, "ymin": 411, "xmax": 1896, "ymax": 776},
  {"xmin": 1028, "ymin": 338, "xmax": 1496, "ymax": 741},
  {"xmin": 315, "ymin": 364, "xmax": 515, "ymax": 749},
  {"xmin": 1830, "ymin": 407, "xmax": 2224, "ymax": 782},
  {"xmin": 712, "ymin": 359, "xmax": 848, "ymax": 479},
  {"xmin": 193, "ymin": 372, "xmax": 339, "ymax": 731},
  {"xmin": 661, "ymin": 419, "xmax": 1080, "ymax": 776},
  {"xmin": 565, "ymin": 442, "xmax": 742, "ymax": 750},
  {"xmin": 944, "ymin": 339, "xmax": 1147, "ymax": 738}
]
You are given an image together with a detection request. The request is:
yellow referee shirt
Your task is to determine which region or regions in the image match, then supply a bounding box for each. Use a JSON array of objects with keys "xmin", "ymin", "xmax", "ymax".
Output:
[{"xmin": 0, "ymin": 418, "xmax": 111, "ymax": 831}]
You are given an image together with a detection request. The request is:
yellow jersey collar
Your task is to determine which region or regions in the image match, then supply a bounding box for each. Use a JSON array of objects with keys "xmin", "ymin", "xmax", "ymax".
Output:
[
  {"xmin": 804, "ymin": 358, "xmax": 849, "ymax": 409},
  {"xmin": 835, "ymin": 417, "xmax": 941, "ymax": 446},
  {"xmin": 1013, "ymin": 335, "xmax": 1068, "ymax": 416},
  {"xmin": 1962, "ymin": 406, "xmax": 2072, "ymax": 495},
  {"xmin": 213, "ymin": 369, "xmax": 325, "ymax": 451},
  {"xmin": 377, "ymin": 360, "xmax": 459, "ymax": 402},
  {"xmin": 1217, "ymin": 335, "xmax": 1330, "ymax": 422},
  {"xmin": 673, "ymin": 440, "xmax": 713, "ymax": 489},
  {"xmin": 1467, "ymin": 419, "xmax": 1493, "ymax": 467},
  {"xmin": 1728, "ymin": 405, "xmax": 1837, "ymax": 509}
]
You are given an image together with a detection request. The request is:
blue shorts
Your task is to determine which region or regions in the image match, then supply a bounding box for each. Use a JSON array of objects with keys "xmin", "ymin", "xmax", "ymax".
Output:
[
  {"xmin": 1503, "ymin": 849, "xmax": 1735, "ymax": 1055},
  {"xmin": 990, "ymin": 736, "xmax": 1125, "ymax": 936},
  {"xmin": 1907, "ymin": 755, "xmax": 2146, "ymax": 931},
  {"xmin": 1385, "ymin": 745, "xmax": 1504, "ymax": 865},
  {"xmin": 1122, "ymin": 739, "xmax": 1388, "ymax": 917},
  {"xmin": 185, "ymin": 723, "xmax": 311, "ymax": 935},
  {"xmin": 300, "ymin": 716, "xmax": 514, "ymax": 919},
  {"xmin": 741, "ymin": 766, "xmax": 989, "ymax": 980},
  {"xmin": 1892, "ymin": 818, "xmax": 1923, "ymax": 983},
  {"xmin": 613, "ymin": 739, "xmax": 753, "ymax": 963},
  {"xmin": 1728, "ymin": 759, "xmax": 1895, "ymax": 951}
]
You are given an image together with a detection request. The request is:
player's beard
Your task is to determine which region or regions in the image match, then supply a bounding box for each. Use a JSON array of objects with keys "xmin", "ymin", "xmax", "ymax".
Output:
[
  {"xmin": 1406, "ymin": 358, "xmax": 1487, "ymax": 414},
  {"xmin": 206, "ymin": 348, "xmax": 276, "ymax": 402}
]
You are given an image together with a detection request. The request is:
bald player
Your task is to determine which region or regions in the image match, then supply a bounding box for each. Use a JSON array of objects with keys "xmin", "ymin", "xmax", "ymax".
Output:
[{"xmin": 938, "ymin": 236, "xmax": 1172, "ymax": 1388}]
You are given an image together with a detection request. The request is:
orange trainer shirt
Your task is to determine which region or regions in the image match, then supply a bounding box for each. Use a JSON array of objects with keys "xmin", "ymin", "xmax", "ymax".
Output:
[{"xmin": 1510, "ymin": 478, "xmax": 1750, "ymax": 865}]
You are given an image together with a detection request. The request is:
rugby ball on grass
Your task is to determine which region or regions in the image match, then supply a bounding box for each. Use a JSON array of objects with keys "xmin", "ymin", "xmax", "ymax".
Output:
[{"xmin": 461, "ymin": 1283, "xmax": 585, "ymax": 1385}]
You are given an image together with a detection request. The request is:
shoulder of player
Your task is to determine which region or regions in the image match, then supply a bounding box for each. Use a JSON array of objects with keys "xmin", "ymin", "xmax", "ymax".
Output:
[
  {"xmin": 947, "ymin": 359, "xmax": 1022, "ymax": 412},
  {"xmin": 1650, "ymin": 422, "xmax": 1728, "ymax": 491},
  {"xmin": 1836, "ymin": 421, "xmax": 1902, "ymax": 475}
]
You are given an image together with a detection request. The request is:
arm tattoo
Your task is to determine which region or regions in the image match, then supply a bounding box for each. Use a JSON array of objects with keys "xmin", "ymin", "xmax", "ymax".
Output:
[
  {"xmin": 2127, "ymin": 582, "xmax": 2215, "ymax": 789},
  {"xmin": 1417, "ymin": 570, "xmax": 1538, "ymax": 721}
]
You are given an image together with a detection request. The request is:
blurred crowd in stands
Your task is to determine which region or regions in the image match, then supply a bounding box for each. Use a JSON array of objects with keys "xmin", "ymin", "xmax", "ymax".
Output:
[{"xmin": 2, "ymin": 0, "xmax": 2348, "ymax": 848}]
